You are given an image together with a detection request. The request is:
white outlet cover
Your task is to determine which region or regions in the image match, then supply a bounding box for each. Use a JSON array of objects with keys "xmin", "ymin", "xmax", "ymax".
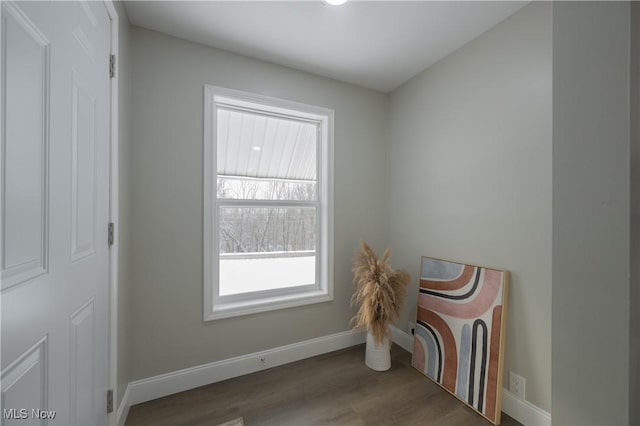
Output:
[{"xmin": 509, "ymin": 372, "xmax": 526, "ymax": 399}]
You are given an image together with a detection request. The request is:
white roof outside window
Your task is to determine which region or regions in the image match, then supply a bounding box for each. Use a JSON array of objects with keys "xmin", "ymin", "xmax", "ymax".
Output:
[{"xmin": 217, "ymin": 107, "xmax": 317, "ymax": 182}]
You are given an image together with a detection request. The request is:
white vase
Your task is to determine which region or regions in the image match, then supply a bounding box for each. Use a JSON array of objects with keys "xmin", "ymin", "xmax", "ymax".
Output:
[{"xmin": 365, "ymin": 329, "xmax": 391, "ymax": 371}]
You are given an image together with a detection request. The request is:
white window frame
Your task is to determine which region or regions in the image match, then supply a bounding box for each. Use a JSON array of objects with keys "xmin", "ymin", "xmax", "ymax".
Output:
[{"xmin": 203, "ymin": 85, "xmax": 334, "ymax": 321}]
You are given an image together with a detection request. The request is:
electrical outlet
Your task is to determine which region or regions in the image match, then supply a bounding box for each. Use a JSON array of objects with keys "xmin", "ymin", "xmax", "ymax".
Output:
[
  {"xmin": 509, "ymin": 372, "xmax": 526, "ymax": 399},
  {"xmin": 408, "ymin": 321, "xmax": 416, "ymax": 336}
]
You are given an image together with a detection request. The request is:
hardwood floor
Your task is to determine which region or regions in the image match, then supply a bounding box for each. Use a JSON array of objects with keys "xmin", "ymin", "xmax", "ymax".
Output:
[{"xmin": 126, "ymin": 344, "xmax": 522, "ymax": 426}]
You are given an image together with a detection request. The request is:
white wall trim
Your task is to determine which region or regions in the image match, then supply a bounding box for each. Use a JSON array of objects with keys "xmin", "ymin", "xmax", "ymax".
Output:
[
  {"xmin": 116, "ymin": 329, "xmax": 365, "ymax": 423},
  {"xmin": 389, "ymin": 325, "xmax": 551, "ymax": 426},
  {"xmin": 116, "ymin": 326, "xmax": 551, "ymax": 426},
  {"xmin": 116, "ymin": 384, "xmax": 130, "ymax": 426},
  {"xmin": 390, "ymin": 324, "xmax": 414, "ymax": 353},
  {"xmin": 502, "ymin": 389, "xmax": 551, "ymax": 426}
]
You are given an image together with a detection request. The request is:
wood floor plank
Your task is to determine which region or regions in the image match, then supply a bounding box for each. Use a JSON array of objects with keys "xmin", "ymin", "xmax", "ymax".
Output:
[{"xmin": 125, "ymin": 344, "xmax": 522, "ymax": 426}]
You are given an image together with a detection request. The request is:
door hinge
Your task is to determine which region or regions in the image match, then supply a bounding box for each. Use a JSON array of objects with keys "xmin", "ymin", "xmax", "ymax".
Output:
[
  {"xmin": 107, "ymin": 389, "xmax": 114, "ymax": 413},
  {"xmin": 109, "ymin": 54, "xmax": 116, "ymax": 78},
  {"xmin": 108, "ymin": 222, "xmax": 114, "ymax": 247}
]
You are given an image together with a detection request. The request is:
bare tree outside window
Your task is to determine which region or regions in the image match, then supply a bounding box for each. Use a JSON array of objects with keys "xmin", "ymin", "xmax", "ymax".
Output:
[{"xmin": 217, "ymin": 177, "xmax": 316, "ymax": 254}]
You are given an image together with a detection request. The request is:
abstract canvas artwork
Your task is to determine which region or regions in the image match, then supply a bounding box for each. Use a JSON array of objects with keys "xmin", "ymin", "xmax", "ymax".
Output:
[{"xmin": 411, "ymin": 257, "xmax": 509, "ymax": 425}]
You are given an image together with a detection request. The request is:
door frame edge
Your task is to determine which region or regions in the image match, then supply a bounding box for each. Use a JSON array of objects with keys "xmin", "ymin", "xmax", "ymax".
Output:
[{"xmin": 103, "ymin": 1, "xmax": 119, "ymax": 425}]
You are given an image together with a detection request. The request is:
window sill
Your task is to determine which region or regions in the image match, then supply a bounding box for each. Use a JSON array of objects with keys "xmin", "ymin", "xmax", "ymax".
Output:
[{"xmin": 205, "ymin": 290, "xmax": 333, "ymax": 321}]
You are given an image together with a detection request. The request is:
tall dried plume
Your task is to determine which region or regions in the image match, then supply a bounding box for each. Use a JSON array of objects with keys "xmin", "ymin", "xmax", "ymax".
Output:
[{"xmin": 351, "ymin": 241, "xmax": 411, "ymax": 344}]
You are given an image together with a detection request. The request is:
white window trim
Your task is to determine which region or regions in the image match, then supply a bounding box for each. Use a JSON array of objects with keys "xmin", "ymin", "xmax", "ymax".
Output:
[{"xmin": 203, "ymin": 85, "xmax": 334, "ymax": 321}]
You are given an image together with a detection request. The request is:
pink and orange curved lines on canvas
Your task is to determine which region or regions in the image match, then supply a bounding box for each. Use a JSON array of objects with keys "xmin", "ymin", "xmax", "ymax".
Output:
[{"xmin": 411, "ymin": 257, "xmax": 508, "ymax": 425}]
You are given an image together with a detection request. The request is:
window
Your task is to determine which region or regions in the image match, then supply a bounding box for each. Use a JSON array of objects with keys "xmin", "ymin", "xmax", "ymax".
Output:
[{"xmin": 204, "ymin": 86, "xmax": 334, "ymax": 320}]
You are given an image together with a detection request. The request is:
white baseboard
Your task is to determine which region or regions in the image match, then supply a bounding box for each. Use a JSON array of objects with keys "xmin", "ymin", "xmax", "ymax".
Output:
[
  {"xmin": 117, "ymin": 326, "xmax": 550, "ymax": 426},
  {"xmin": 116, "ymin": 385, "xmax": 130, "ymax": 426},
  {"xmin": 501, "ymin": 389, "xmax": 551, "ymax": 426},
  {"xmin": 117, "ymin": 329, "xmax": 366, "ymax": 423},
  {"xmin": 390, "ymin": 324, "xmax": 414, "ymax": 352},
  {"xmin": 389, "ymin": 325, "xmax": 551, "ymax": 426}
]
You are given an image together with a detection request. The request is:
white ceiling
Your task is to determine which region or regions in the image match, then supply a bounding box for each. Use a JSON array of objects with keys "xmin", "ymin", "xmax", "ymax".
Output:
[{"xmin": 124, "ymin": 1, "xmax": 527, "ymax": 93}]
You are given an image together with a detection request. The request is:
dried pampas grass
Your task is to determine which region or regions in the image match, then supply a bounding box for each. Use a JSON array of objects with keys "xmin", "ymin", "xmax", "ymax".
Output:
[{"xmin": 351, "ymin": 241, "xmax": 411, "ymax": 345}]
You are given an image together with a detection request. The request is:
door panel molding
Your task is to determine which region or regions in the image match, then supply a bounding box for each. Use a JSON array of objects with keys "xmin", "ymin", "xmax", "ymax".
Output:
[
  {"xmin": 1, "ymin": 335, "xmax": 49, "ymax": 423},
  {"xmin": 1, "ymin": 1, "xmax": 50, "ymax": 291},
  {"xmin": 69, "ymin": 299, "xmax": 96, "ymax": 425},
  {"xmin": 70, "ymin": 70, "xmax": 97, "ymax": 263}
]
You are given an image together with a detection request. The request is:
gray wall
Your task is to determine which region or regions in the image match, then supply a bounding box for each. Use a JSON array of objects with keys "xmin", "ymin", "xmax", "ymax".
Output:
[
  {"xmin": 630, "ymin": 5, "xmax": 640, "ymax": 424},
  {"xmin": 112, "ymin": 1, "xmax": 133, "ymax": 408},
  {"xmin": 129, "ymin": 27, "xmax": 389, "ymax": 380},
  {"xmin": 552, "ymin": 2, "xmax": 631, "ymax": 425},
  {"xmin": 387, "ymin": 3, "xmax": 552, "ymax": 412}
]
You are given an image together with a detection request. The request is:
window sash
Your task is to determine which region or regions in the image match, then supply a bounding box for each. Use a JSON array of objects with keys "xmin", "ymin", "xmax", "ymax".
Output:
[
  {"xmin": 217, "ymin": 104, "xmax": 321, "ymax": 126},
  {"xmin": 216, "ymin": 199, "xmax": 318, "ymax": 207},
  {"xmin": 204, "ymin": 84, "xmax": 334, "ymax": 321}
]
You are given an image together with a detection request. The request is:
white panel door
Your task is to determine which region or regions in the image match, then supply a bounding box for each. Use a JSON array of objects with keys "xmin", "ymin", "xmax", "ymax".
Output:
[{"xmin": 1, "ymin": 1, "xmax": 111, "ymax": 425}]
